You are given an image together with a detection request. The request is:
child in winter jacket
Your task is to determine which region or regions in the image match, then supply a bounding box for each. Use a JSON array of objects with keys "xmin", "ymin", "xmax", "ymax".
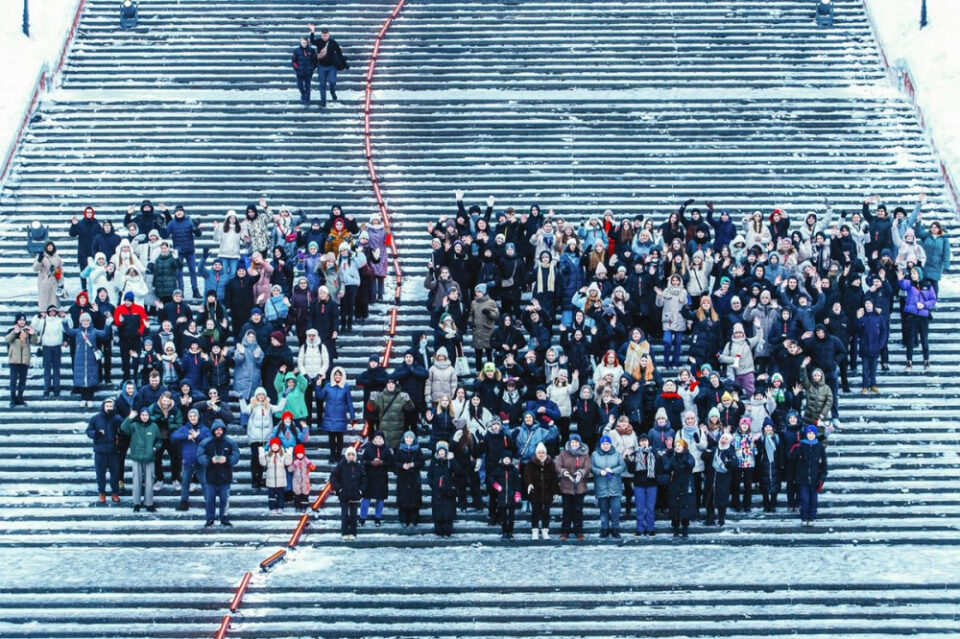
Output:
[
  {"xmin": 489, "ymin": 451, "xmax": 521, "ymax": 540},
  {"xmin": 731, "ymin": 418, "xmax": 758, "ymax": 512},
  {"xmin": 259, "ymin": 438, "xmax": 292, "ymax": 513},
  {"xmin": 289, "ymin": 443, "xmax": 315, "ymax": 512}
]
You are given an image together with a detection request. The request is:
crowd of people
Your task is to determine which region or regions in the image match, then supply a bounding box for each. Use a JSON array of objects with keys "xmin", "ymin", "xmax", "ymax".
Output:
[{"xmin": 7, "ymin": 188, "xmax": 947, "ymax": 538}]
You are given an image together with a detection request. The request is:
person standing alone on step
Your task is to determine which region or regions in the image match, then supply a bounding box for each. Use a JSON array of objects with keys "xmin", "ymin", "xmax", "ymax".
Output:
[
  {"xmin": 307, "ymin": 24, "xmax": 348, "ymax": 108},
  {"xmin": 291, "ymin": 36, "xmax": 317, "ymax": 106}
]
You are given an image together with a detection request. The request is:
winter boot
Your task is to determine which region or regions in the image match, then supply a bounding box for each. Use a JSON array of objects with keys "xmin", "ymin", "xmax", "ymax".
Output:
[{"xmin": 531, "ymin": 528, "xmax": 540, "ymax": 540}]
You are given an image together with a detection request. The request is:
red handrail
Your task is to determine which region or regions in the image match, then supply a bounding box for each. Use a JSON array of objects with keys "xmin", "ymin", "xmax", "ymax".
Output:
[{"xmin": 215, "ymin": 0, "xmax": 409, "ymax": 634}]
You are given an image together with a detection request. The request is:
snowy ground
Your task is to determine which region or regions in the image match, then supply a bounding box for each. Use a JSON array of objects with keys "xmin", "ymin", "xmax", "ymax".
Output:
[
  {"xmin": 864, "ymin": 0, "xmax": 960, "ymax": 202},
  {"xmin": 0, "ymin": 0, "xmax": 81, "ymax": 181},
  {"xmin": 5, "ymin": 545, "xmax": 958, "ymax": 591}
]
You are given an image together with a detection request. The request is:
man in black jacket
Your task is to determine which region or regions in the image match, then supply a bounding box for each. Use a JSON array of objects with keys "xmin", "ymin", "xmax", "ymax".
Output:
[
  {"xmin": 307, "ymin": 24, "xmax": 347, "ymax": 107},
  {"xmin": 197, "ymin": 420, "xmax": 240, "ymax": 527},
  {"xmin": 291, "ymin": 36, "xmax": 317, "ymax": 105}
]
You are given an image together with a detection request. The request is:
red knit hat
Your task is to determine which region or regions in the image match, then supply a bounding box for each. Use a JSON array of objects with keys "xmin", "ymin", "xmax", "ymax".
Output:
[
  {"xmin": 293, "ymin": 444, "xmax": 306, "ymax": 457},
  {"xmin": 269, "ymin": 437, "xmax": 282, "ymax": 450},
  {"xmin": 281, "ymin": 411, "xmax": 294, "ymax": 423}
]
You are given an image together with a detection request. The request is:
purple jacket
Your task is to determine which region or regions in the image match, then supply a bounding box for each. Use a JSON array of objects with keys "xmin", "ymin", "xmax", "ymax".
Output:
[{"xmin": 899, "ymin": 279, "xmax": 937, "ymax": 317}]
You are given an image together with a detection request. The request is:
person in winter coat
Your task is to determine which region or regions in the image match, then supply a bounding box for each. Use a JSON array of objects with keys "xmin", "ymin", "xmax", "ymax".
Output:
[
  {"xmin": 489, "ymin": 451, "xmax": 522, "ymax": 540},
  {"xmin": 373, "ymin": 377, "xmax": 416, "ymax": 449},
  {"xmin": 556, "ymin": 434, "xmax": 592, "ymax": 541},
  {"xmin": 911, "ymin": 209, "xmax": 950, "ymax": 294},
  {"xmin": 149, "ymin": 242, "xmax": 183, "ymax": 303},
  {"xmin": 213, "ymin": 211, "xmax": 244, "ymax": 277},
  {"xmin": 629, "ymin": 434, "xmax": 660, "ymax": 535},
  {"xmin": 798, "ymin": 359, "xmax": 832, "ymax": 427},
  {"xmin": 523, "ymin": 442, "xmax": 559, "ymax": 540},
  {"xmin": 6, "ymin": 313, "xmax": 37, "ymax": 408},
  {"xmin": 360, "ymin": 431, "xmax": 393, "ymax": 526},
  {"xmin": 69, "ymin": 206, "xmax": 101, "ymax": 285},
  {"xmin": 260, "ymin": 437, "xmax": 293, "ymax": 513},
  {"xmin": 731, "ymin": 418, "xmax": 758, "ymax": 512},
  {"xmin": 452, "ymin": 419, "xmax": 484, "ymax": 511},
  {"xmin": 86, "ymin": 398, "xmax": 123, "ymax": 503},
  {"xmin": 120, "ymin": 407, "xmax": 162, "ymax": 512},
  {"xmin": 315, "ymin": 366, "xmax": 356, "ymax": 462},
  {"xmin": 297, "ymin": 329, "xmax": 329, "ymax": 424},
  {"xmin": 718, "ymin": 322, "xmax": 762, "ymax": 396},
  {"xmin": 592, "ymin": 435, "xmax": 626, "ymax": 538},
  {"xmin": 674, "ymin": 411, "xmax": 709, "ymax": 509},
  {"xmin": 512, "ymin": 411, "xmax": 560, "ymax": 467},
  {"xmin": 149, "ymin": 392, "xmax": 184, "ymax": 487},
  {"xmin": 171, "ymin": 408, "xmax": 212, "ymax": 510},
  {"xmin": 665, "ymin": 439, "xmax": 697, "ymax": 538},
  {"xmin": 757, "ymin": 418, "xmax": 785, "ymax": 512},
  {"xmin": 702, "ymin": 432, "xmax": 737, "ymax": 526},
  {"xmin": 242, "ymin": 387, "xmax": 273, "ymax": 489},
  {"xmin": 656, "ymin": 274, "xmax": 689, "ymax": 367},
  {"xmin": 63, "ymin": 313, "xmax": 108, "ymax": 407},
  {"xmin": 482, "ymin": 418, "xmax": 516, "ymax": 524},
  {"xmin": 468, "ymin": 284, "xmax": 500, "ymax": 370},
  {"xmin": 274, "ymin": 370, "xmax": 308, "ymax": 422},
  {"xmin": 425, "ymin": 347, "xmax": 458, "ymax": 408},
  {"xmin": 197, "ymin": 420, "xmax": 239, "ymax": 527},
  {"xmin": 790, "ymin": 425, "xmax": 828, "ymax": 526},
  {"xmin": 291, "ymin": 36, "xmax": 318, "ymax": 103},
  {"xmin": 289, "ymin": 443, "xmax": 315, "ymax": 512},
  {"xmin": 330, "ymin": 446, "xmax": 366, "ymax": 540},
  {"xmin": 855, "ymin": 300, "xmax": 888, "ymax": 393},
  {"xmin": 394, "ymin": 431, "xmax": 424, "ymax": 526},
  {"xmin": 165, "ymin": 206, "xmax": 202, "ymax": 298},
  {"xmin": 33, "ymin": 241, "xmax": 63, "ymax": 312},
  {"xmin": 232, "ymin": 330, "xmax": 264, "ymax": 402},
  {"xmin": 898, "ymin": 267, "xmax": 937, "ymax": 372},
  {"xmin": 429, "ymin": 441, "xmax": 459, "ymax": 537}
]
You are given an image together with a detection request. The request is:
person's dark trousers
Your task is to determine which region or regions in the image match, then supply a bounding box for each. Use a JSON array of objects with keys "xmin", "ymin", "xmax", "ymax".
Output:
[
  {"xmin": 761, "ymin": 488, "xmax": 778, "ymax": 512},
  {"xmin": 94, "ymin": 451, "xmax": 120, "ymax": 494},
  {"xmin": 916, "ymin": 315, "xmax": 930, "ymax": 362},
  {"xmin": 204, "ymin": 483, "xmax": 230, "ymax": 522},
  {"xmin": 119, "ymin": 337, "xmax": 140, "ymax": 381},
  {"xmin": 9, "ymin": 363, "xmax": 27, "ymax": 404},
  {"xmin": 786, "ymin": 479, "xmax": 799, "ymax": 510},
  {"xmin": 399, "ymin": 506, "xmax": 419, "ymax": 526},
  {"xmin": 731, "ymin": 468, "xmax": 752, "ymax": 511},
  {"xmin": 296, "ymin": 74, "xmax": 312, "ymax": 102},
  {"xmin": 839, "ymin": 362, "xmax": 851, "ymax": 392},
  {"xmin": 487, "ymin": 484, "xmax": 500, "ymax": 523},
  {"xmin": 455, "ymin": 468, "xmax": 483, "ymax": 509},
  {"xmin": 98, "ymin": 340, "xmax": 113, "ymax": 384},
  {"xmin": 42, "ymin": 346, "xmax": 61, "ymax": 395},
  {"xmin": 317, "ymin": 66, "xmax": 337, "ymax": 105},
  {"xmin": 180, "ymin": 461, "xmax": 206, "ymax": 503},
  {"xmin": 474, "ymin": 348, "xmax": 492, "ymax": 372},
  {"xmin": 268, "ymin": 487, "xmax": 285, "ymax": 510},
  {"xmin": 847, "ymin": 332, "xmax": 859, "ymax": 370},
  {"xmin": 826, "ymin": 371, "xmax": 839, "ymax": 418},
  {"xmin": 340, "ymin": 285, "xmax": 357, "ymax": 331},
  {"xmin": 177, "ymin": 251, "xmax": 199, "ymax": 299},
  {"xmin": 561, "ymin": 493, "xmax": 585, "ymax": 536},
  {"xmin": 340, "ymin": 501, "xmax": 358, "ymax": 535},
  {"xmin": 500, "ymin": 504, "xmax": 516, "ymax": 536},
  {"xmin": 117, "ymin": 432, "xmax": 130, "ymax": 486},
  {"xmin": 880, "ymin": 314, "xmax": 891, "ymax": 365},
  {"xmin": 328, "ymin": 432, "xmax": 344, "ymax": 461},
  {"xmin": 671, "ymin": 518, "xmax": 690, "ymax": 535},
  {"xmin": 154, "ymin": 437, "xmax": 180, "ymax": 484},
  {"xmin": 861, "ymin": 355, "xmax": 878, "ymax": 389},
  {"xmin": 798, "ymin": 484, "xmax": 819, "ymax": 521},
  {"xmin": 249, "ymin": 442, "xmax": 264, "ymax": 488},
  {"xmin": 531, "ymin": 501, "xmax": 550, "ymax": 529},
  {"xmin": 621, "ymin": 476, "xmax": 633, "ymax": 514},
  {"xmin": 303, "ymin": 376, "xmax": 316, "ymax": 424}
]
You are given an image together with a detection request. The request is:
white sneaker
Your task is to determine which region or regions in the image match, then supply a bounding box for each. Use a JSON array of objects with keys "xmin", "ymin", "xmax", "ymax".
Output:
[
  {"xmin": 541, "ymin": 528, "xmax": 550, "ymax": 540},
  {"xmin": 173, "ymin": 481, "xmax": 181, "ymax": 492},
  {"xmin": 531, "ymin": 529, "xmax": 540, "ymax": 540},
  {"xmin": 153, "ymin": 481, "xmax": 164, "ymax": 491}
]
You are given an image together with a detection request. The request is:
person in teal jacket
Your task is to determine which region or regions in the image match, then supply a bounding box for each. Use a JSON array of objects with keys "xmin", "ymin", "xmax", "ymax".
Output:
[
  {"xmin": 274, "ymin": 370, "xmax": 308, "ymax": 420},
  {"xmin": 591, "ymin": 435, "xmax": 626, "ymax": 538}
]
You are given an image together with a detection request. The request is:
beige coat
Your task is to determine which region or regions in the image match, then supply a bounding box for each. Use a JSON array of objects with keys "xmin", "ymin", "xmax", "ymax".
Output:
[{"xmin": 33, "ymin": 253, "xmax": 63, "ymax": 312}]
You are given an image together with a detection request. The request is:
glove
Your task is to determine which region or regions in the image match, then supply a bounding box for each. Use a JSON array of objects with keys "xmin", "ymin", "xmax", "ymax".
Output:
[
  {"xmin": 474, "ymin": 459, "xmax": 482, "ymax": 472},
  {"xmin": 817, "ymin": 481, "xmax": 824, "ymax": 493},
  {"xmin": 492, "ymin": 482, "xmax": 502, "ymax": 492},
  {"xmin": 599, "ymin": 469, "xmax": 607, "ymax": 476},
  {"xmin": 514, "ymin": 491, "xmax": 521, "ymax": 504},
  {"xmin": 527, "ymin": 485, "xmax": 533, "ymax": 495}
]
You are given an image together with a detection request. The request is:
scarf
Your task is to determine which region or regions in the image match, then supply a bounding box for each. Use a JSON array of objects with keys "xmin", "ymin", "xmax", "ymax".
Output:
[
  {"xmin": 636, "ymin": 446, "xmax": 656, "ymax": 479},
  {"xmin": 764, "ymin": 433, "xmax": 778, "ymax": 460},
  {"xmin": 536, "ymin": 264, "xmax": 556, "ymax": 292},
  {"xmin": 713, "ymin": 445, "xmax": 730, "ymax": 473},
  {"xmin": 615, "ymin": 421, "xmax": 633, "ymax": 437},
  {"xmin": 682, "ymin": 424, "xmax": 697, "ymax": 441},
  {"xmin": 434, "ymin": 357, "xmax": 451, "ymax": 370},
  {"xmin": 623, "ymin": 341, "xmax": 647, "ymax": 379}
]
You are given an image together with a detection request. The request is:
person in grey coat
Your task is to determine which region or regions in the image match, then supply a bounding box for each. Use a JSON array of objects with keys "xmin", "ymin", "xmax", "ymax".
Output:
[
  {"xmin": 591, "ymin": 435, "xmax": 626, "ymax": 538},
  {"xmin": 232, "ymin": 329, "xmax": 264, "ymax": 401}
]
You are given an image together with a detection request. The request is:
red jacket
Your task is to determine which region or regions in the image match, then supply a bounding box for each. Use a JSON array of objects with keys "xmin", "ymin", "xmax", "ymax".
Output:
[{"xmin": 113, "ymin": 303, "xmax": 148, "ymax": 336}]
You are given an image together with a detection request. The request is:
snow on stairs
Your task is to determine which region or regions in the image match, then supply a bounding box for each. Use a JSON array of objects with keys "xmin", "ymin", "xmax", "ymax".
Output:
[{"xmin": 0, "ymin": 584, "xmax": 959, "ymax": 638}]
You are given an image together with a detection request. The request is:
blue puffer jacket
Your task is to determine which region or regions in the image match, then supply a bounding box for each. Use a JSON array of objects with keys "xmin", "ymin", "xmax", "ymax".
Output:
[
  {"xmin": 590, "ymin": 446, "xmax": 626, "ymax": 498},
  {"xmin": 511, "ymin": 422, "xmax": 559, "ymax": 462},
  {"xmin": 316, "ymin": 373, "xmax": 356, "ymax": 433},
  {"xmin": 557, "ymin": 252, "xmax": 584, "ymax": 311},
  {"xmin": 269, "ymin": 422, "xmax": 309, "ymax": 449},
  {"xmin": 899, "ymin": 278, "xmax": 937, "ymax": 317},
  {"xmin": 166, "ymin": 216, "xmax": 201, "ymax": 254},
  {"xmin": 172, "ymin": 422, "xmax": 212, "ymax": 467},
  {"xmin": 916, "ymin": 229, "xmax": 950, "ymax": 281},
  {"xmin": 337, "ymin": 251, "xmax": 366, "ymax": 287}
]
